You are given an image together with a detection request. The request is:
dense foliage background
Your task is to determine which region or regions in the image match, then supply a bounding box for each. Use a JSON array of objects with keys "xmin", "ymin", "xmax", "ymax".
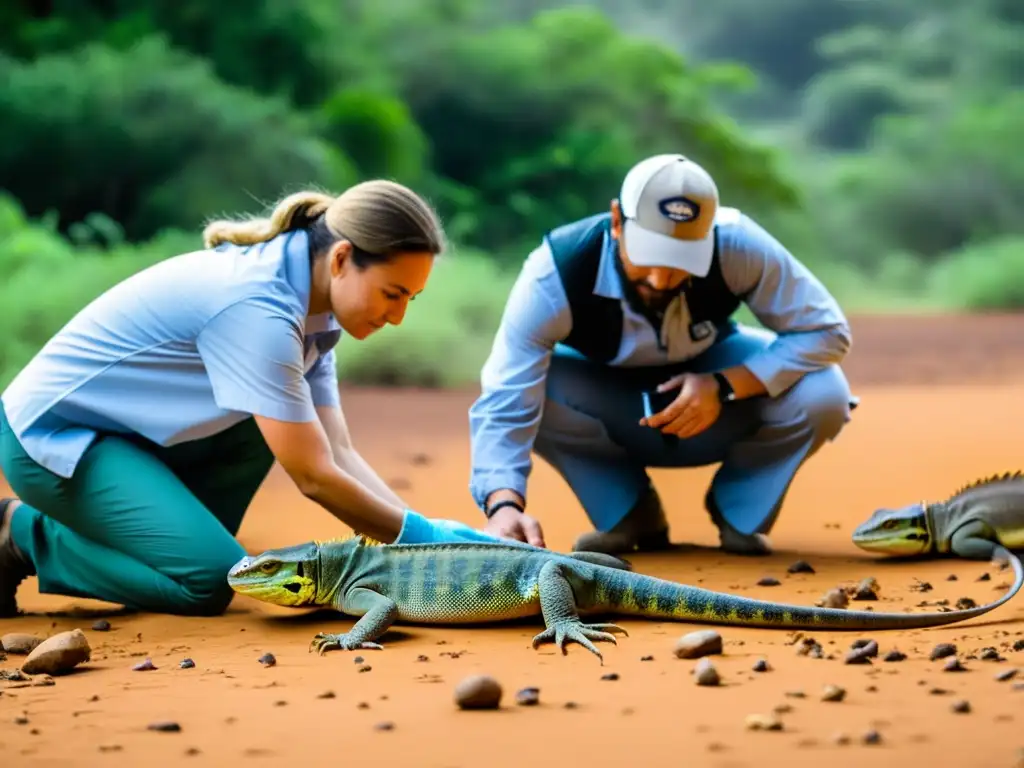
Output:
[{"xmin": 2, "ymin": 0, "xmax": 1021, "ymax": 386}]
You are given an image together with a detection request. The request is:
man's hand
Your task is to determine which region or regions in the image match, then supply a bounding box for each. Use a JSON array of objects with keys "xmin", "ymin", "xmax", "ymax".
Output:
[
  {"xmin": 641, "ymin": 372, "xmax": 722, "ymax": 439},
  {"xmin": 483, "ymin": 505, "xmax": 546, "ymax": 548}
]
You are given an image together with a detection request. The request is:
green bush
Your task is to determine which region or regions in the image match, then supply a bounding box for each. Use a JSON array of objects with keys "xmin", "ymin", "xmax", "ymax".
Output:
[{"xmin": 926, "ymin": 236, "xmax": 1024, "ymax": 310}]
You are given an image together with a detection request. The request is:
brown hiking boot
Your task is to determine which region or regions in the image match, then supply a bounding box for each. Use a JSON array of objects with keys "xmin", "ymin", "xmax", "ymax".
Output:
[
  {"xmin": 705, "ymin": 489, "xmax": 773, "ymax": 556},
  {"xmin": 571, "ymin": 484, "xmax": 672, "ymax": 555},
  {"xmin": 0, "ymin": 498, "xmax": 34, "ymax": 618}
]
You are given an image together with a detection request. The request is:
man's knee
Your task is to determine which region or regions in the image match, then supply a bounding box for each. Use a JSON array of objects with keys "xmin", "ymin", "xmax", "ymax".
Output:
[{"xmin": 788, "ymin": 365, "xmax": 853, "ymax": 442}]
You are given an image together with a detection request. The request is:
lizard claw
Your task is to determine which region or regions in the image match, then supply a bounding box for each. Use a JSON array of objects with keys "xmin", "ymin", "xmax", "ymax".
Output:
[
  {"xmin": 309, "ymin": 632, "xmax": 384, "ymax": 655},
  {"xmin": 531, "ymin": 619, "xmax": 628, "ymax": 662}
]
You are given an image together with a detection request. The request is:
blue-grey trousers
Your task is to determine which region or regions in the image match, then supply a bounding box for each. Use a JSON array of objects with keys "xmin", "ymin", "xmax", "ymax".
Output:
[{"xmin": 533, "ymin": 324, "xmax": 855, "ymax": 537}]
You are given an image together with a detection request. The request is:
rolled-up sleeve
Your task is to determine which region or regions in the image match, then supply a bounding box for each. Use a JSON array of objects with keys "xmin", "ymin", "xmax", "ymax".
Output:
[
  {"xmin": 196, "ymin": 297, "xmax": 318, "ymax": 423},
  {"xmin": 720, "ymin": 212, "xmax": 852, "ymax": 397},
  {"xmin": 468, "ymin": 243, "xmax": 572, "ymax": 509}
]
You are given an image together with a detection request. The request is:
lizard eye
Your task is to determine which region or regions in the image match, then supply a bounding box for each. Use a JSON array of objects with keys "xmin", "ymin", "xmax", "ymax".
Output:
[{"xmin": 259, "ymin": 562, "xmax": 279, "ymax": 574}]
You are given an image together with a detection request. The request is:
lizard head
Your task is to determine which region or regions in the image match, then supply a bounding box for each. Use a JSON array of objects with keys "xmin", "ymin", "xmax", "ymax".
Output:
[
  {"xmin": 851, "ymin": 502, "xmax": 932, "ymax": 556},
  {"xmin": 227, "ymin": 542, "xmax": 320, "ymax": 607}
]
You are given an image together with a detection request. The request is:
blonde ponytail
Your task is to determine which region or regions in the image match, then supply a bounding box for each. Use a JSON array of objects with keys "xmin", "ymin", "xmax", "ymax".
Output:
[
  {"xmin": 202, "ymin": 191, "xmax": 333, "ymax": 249},
  {"xmin": 201, "ymin": 180, "xmax": 446, "ymax": 259}
]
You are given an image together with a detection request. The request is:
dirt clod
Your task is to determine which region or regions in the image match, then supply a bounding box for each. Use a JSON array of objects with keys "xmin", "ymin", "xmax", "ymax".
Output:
[
  {"xmin": 745, "ymin": 713, "xmax": 783, "ymax": 731},
  {"xmin": 818, "ymin": 588, "xmax": 849, "ymax": 609}
]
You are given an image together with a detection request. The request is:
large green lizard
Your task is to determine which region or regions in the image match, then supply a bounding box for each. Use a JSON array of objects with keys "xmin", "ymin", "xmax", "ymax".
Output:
[
  {"xmin": 853, "ymin": 471, "xmax": 1024, "ymax": 560},
  {"xmin": 227, "ymin": 533, "xmax": 1024, "ymax": 662}
]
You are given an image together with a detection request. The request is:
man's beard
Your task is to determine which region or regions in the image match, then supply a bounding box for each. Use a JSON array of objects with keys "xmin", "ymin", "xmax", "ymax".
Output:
[{"xmin": 631, "ymin": 282, "xmax": 682, "ymax": 314}]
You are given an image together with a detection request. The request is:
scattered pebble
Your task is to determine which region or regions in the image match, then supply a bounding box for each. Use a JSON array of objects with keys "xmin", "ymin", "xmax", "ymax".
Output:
[
  {"xmin": 147, "ymin": 721, "xmax": 181, "ymax": 732},
  {"xmin": 930, "ymin": 643, "xmax": 957, "ymax": 661},
  {"xmin": 601, "ymin": 672, "xmax": 619, "ymax": 681},
  {"xmin": 454, "ymin": 674, "xmax": 502, "ymax": 709},
  {"xmin": 995, "ymin": 669, "xmax": 1018, "ymax": 682},
  {"xmin": 179, "ymin": 658, "xmax": 195, "ymax": 669},
  {"xmin": 757, "ymin": 576, "xmax": 781, "ymax": 587},
  {"xmin": 884, "ymin": 649, "xmax": 907, "ymax": 662},
  {"xmin": 947, "ymin": 574, "xmax": 958, "ymax": 581},
  {"xmin": 416, "ymin": 655, "xmax": 429, "ymax": 662},
  {"xmin": 693, "ymin": 657, "xmax": 720, "ymax": 686},
  {"xmin": 515, "ymin": 687, "xmax": 540, "ymax": 706},
  {"xmin": 745, "ymin": 713, "xmax": 783, "ymax": 731},
  {"xmin": 1, "ymin": 633, "xmax": 43, "ymax": 655},
  {"xmin": 851, "ymin": 639, "xmax": 879, "ymax": 657},
  {"xmin": 752, "ymin": 658, "xmax": 770, "ymax": 672},
  {"xmin": 358, "ymin": 665, "xmax": 372, "ymax": 673},
  {"xmin": 977, "ymin": 572, "xmax": 991, "ymax": 581},
  {"xmin": 258, "ymin": 653, "xmax": 276, "ymax": 667},
  {"xmin": 91, "ymin": 620, "xmax": 111, "ymax": 632},
  {"xmin": 374, "ymin": 721, "xmax": 394, "ymax": 731},
  {"xmin": 132, "ymin": 658, "xmax": 157, "ymax": 671},
  {"xmin": 353, "ymin": 656, "xmax": 364, "ymax": 664},
  {"xmin": 863, "ymin": 730, "xmax": 882, "ymax": 745},
  {"xmin": 951, "ymin": 699, "xmax": 971, "ymax": 713},
  {"xmin": 821, "ymin": 684, "xmax": 846, "ymax": 702},
  {"xmin": 956, "ymin": 597, "xmax": 977, "ymax": 610},
  {"xmin": 979, "ymin": 647, "xmax": 1001, "ymax": 661},
  {"xmin": 853, "ymin": 577, "xmax": 880, "ymax": 600},
  {"xmin": 674, "ymin": 630, "xmax": 722, "ymax": 659},
  {"xmin": 784, "ymin": 690, "xmax": 806, "ymax": 698},
  {"xmin": 832, "ymin": 732, "xmax": 851, "ymax": 745},
  {"xmin": 787, "ymin": 560, "xmax": 815, "ymax": 574},
  {"xmin": 640, "ymin": 655, "xmax": 654, "ymax": 662},
  {"xmin": 317, "ymin": 690, "xmax": 336, "ymax": 699},
  {"xmin": 21, "ymin": 629, "xmax": 92, "ymax": 676},
  {"xmin": 818, "ymin": 588, "xmax": 849, "ymax": 609},
  {"xmin": 944, "ymin": 657, "xmax": 966, "ymax": 672}
]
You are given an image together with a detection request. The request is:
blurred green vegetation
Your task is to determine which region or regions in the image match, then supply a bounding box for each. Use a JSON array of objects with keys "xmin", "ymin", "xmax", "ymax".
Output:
[{"xmin": 1, "ymin": 0, "xmax": 1021, "ymax": 387}]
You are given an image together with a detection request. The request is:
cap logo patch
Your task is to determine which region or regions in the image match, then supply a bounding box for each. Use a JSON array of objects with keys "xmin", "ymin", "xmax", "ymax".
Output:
[{"xmin": 658, "ymin": 196, "xmax": 700, "ymax": 222}]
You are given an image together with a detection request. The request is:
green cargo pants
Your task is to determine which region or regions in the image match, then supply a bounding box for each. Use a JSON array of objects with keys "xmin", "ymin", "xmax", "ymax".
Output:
[{"xmin": 0, "ymin": 401, "xmax": 275, "ymax": 616}]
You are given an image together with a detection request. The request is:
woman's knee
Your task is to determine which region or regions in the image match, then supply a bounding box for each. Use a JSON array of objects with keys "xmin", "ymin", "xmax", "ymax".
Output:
[{"xmin": 175, "ymin": 554, "xmax": 244, "ymax": 616}]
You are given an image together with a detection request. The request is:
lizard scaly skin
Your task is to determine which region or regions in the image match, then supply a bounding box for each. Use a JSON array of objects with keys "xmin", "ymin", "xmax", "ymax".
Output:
[
  {"xmin": 227, "ymin": 533, "xmax": 1024, "ymax": 663},
  {"xmin": 853, "ymin": 471, "xmax": 1024, "ymax": 559}
]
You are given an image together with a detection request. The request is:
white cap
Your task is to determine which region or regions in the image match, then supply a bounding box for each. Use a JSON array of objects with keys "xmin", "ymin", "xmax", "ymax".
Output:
[{"xmin": 619, "ymin": 154, "xmax": 719, "ymax": 277}]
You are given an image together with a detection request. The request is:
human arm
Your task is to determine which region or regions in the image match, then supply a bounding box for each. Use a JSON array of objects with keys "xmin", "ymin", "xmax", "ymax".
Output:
[
  {"xmin": 642, "ymin": 210, "xmax": 851, "ymax": 436},
  {"xmin": 467, "ymin": 243, "xmax": 572, "ymax": 545}
]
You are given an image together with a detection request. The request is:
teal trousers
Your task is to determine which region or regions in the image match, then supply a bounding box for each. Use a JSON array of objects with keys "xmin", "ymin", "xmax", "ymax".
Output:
[{"xmin": 0, "ymin": 401, "xmax": 274, "ymax": 616}]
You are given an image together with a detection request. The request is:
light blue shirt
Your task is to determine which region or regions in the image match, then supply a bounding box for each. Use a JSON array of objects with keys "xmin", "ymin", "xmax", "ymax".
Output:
[
  {"xmin": 467, "ymin": 206, "xmax": 852, "ymax": 510},
  {"xmin": 1, "ymin": 229, "xmax": 341, "ymax": 479}
]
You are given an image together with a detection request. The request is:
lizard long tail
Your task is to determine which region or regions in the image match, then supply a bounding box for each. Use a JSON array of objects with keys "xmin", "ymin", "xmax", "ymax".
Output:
[{"xmin": 589, "ymin": 546, "xmax": 1024, "ymax": 630}]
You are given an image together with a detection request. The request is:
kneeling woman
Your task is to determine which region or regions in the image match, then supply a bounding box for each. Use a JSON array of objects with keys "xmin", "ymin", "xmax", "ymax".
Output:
[{"xmin": 0, "ymin": 180, "xmax": 498, "ymax": 618}]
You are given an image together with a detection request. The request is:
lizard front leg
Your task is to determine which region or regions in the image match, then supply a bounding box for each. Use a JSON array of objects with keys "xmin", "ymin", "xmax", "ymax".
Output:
[
  {"xmin": 950, "ymin": 520, "xmax": 1001, "ymax": 560},
  {"xmin": 310, "ymin": 587, "xmax": 399, "ymax": 655},
  {"xmin": 531, "ymin": 560, "xmax": 628, "ymax": 663}
]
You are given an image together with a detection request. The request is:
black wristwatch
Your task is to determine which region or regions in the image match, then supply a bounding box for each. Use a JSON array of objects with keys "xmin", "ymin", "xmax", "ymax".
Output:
[
  {"xmin": 485, "ymin": 499, "xmax": 524, "ymax": 519},
  {"xmin": 712, "ymin": 372, "xmax": 736, "ymax": 403}
]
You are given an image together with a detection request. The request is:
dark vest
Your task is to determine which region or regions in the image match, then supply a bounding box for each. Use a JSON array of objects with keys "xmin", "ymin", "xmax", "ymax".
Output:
[{"xmin": 544, "ymin": 212, "xmax": 741, "ymax": 363}]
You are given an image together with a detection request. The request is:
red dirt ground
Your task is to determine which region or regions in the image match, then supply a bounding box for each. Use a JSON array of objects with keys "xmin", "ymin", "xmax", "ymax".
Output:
[{"xmin": 2, "ymin": 313, "xmax": 1024, "ymax": 768}]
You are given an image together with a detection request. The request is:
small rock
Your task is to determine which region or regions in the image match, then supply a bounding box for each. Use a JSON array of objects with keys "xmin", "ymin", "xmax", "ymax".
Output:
[
  {"xmin": 374, "ymin": 721, "xmax": 394, "ymax": 731},
  {"xmin": 515, "ymin": 687, "xmax": 540, "ymax": 706},
  {"xmin": 91, "ymin": 620, "xmax": 111, "ymax": 632},
  {"xmin": 1013, "ymin": 639, "xmax": 1024, "ymax": 652},
  {"xmin": 853, "ymin": 577, "xmax": 880, "ymax": 600},
  {"xmin": 752, "ymin": 658, "xmax": 770, "ymax": 672},
  {"xmin": 353, "ymin": 656, "xmax": 364, "ymax": 664},
  {"xmin": 944, "ymin": 657, "xmax": 966, "ymax": 672},
  {"xmin": 21, "ymin": 629, "xmax": 91, "ymax": 676},
  {"xmin": 179, "ymin": 658, "xmax": 195, "ymax": 669},
  {"xmin": 845, "ymin": 648, "xmax": 873, "ymax": 665},
  {"xmin": 884, "ymin": 649, "xmax": 907, "ymax": 662},
  {"xmin": 995, "ymin": 668, "xmax": 1018, "ymax": 682},
  {"xmin": 979, "ymin": 647, "xmax": 1001, "ymax": 661},
  {"xmin": 601, "ymin": 672, "xmax": 619, "ymax": 681},
  {"xmin": 147, "ymin": 721, "xmax": 181, "ymax": 732},
  {"xmin": 673, "ymin": 630, "xmax": 722, "ymax": 659},
  {"xmin": 757, "ymin": 576, "xmax": 781, "ymax": 587},
  {"xmin": 1, "ymin": 633, "xmax": 43, "ymax": 655},
  {"xmin": 317, "ymin": 691, "xmax": 336, "ymax": 699},
  {"xmin": 693, "ymin": 657, "xmax": 720, "ymax": 686},
  {"xmin": 258, "ymin": 653, "xmax": 276, "ymax": 667},
  {"xmin": 951, "ymin": 699, "xmax": 971, "ymax": 713},
  {"xmin": 784, "ymin": 690, "xmax": 806, "ymax": 698},
  {"xmin": 832, "ymin": 732, "xmax": 851, "ymax": 745},
  {"xmin": 745, "ymin": 713, "xmax": 783, "ymax": 731},
  {"xmin": 821, "ymin": 684, "xmax": 846, "ymax": 702},
  {"xmin": 818, "ymin": 588, "xmax": 848, "ymax": 609},
  {"xmin": 640, "ymin": 655, "xmax": 654, "ymax": 662},
  {"xmin": 454, "ymin": 674, "xmax": 502, "ymax": 709},
  {"xmin": 977, "ymin": 572, "xmax": 991, "ymax": 581},
  {"xmin": 947, "ymin": 574, "xmax": 958, "ymax": 581},
  {"xmin": 863, "ymin": 729, "xmax": 882, "ymax": 745},
  {"xmin": 416, "ymin": 655, "xmax": 429, "ymax": 662},
  {"xmin": 358, "ymin": 665, "xmax": 372, "ymax": 673},
  {"xmin": 787, "ymin": 560, "xmax": 815, "ymax": 574},
  {"xmin": 956, "ymin": 597, "xmax": 977, "ymax": 610},
  {"xmin": 132, "ymin": 658, "xmax": 157, "ymax": 671},
  {"xmin": 930, "ymin": 643, "xmax": 957, "ymax": 661},
  {"xmin": 851, "ymin": 639, "xmax": 879, "ymax": 657}
]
